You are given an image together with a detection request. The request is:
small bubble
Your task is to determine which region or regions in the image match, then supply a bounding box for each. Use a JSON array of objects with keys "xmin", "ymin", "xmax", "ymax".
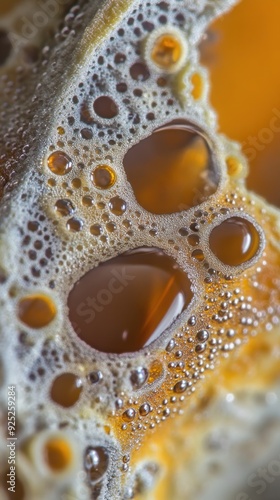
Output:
[
  {"xmin": 87, "ymin": 371, "xmax": 103, "ymax": 384},
  {"xmin": 173, "ymin": 380, "xmax": 187, "ymax": 393},
  {"xmin": 84, "ymin": 446, "xmax": 109, "ymax": 484},
  {"xmin": 55, "ymin": 199, "xmax": 75, "ymax": 217},
  {"xmin": 90, "ymin": 224, "xmax": 103, "ymax": 236},
  {"xmin": 47, "ymin": 151, "xmax": 72, "ymax": 176},
  {"xmin": 122, "ymin": 408, "xmax": 136, "ymax": 421},
  {"xmin": 196, "ymin": 330, "xmax": 209, "ymax": 342},
  {"xmin": 93, "ymin": 96, "xmax": 118, "ymax": 119},
  {"xmin": 91, "ymin": 165, "xmax": 116, "ymax": 190},
  {"xmin": 139, "ymin": 403, "xmax": 151, "ymax": 416},
  {"xmin": 130, "ymin": 62, "xmax": 150, "ymax": 81},
  {"xmin": 130, "ymin": 367, "xmax": 148, "ymax": 389},
  {"xmin": 109, "ymin": 196, "xmax": 127, "ymax": 215},
  {"xmin": 66, "ymin": 218, "xmax": 83, "ymax": 232}
]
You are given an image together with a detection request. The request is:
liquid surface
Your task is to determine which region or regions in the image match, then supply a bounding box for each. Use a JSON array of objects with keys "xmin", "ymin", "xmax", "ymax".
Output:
[
  {"xmin": 209, "ymin": 216, "xmax": 260, "ymax": 266},
  {"xmin": 202, "ymin": 0, "xmax": 280, "ymax": 207},
  {"xmin": 123, "ymin": 121, "xmax": 217, "ymax": 214},
  {"xmin": 68, "ymin": 247, "xmax": 193, "ymax": 354},
  {"xmin": 17, "ymin": 294, "xmax": 56, "ymax": 328}
]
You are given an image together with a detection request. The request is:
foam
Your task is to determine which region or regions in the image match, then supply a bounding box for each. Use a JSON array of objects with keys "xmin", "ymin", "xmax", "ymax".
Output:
[{"xmin": 1, "ymin": 0, "xmax": 279, "ymax": 499}]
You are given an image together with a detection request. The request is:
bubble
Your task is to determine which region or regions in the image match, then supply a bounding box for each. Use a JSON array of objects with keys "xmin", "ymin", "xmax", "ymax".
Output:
[
  {"xmin": 90, "ymin": 224, "xmax": 103, "ymax": 236},
  {"xmin": 209, "ymin": 216, "xmax": 261, "ymax": 266},
  {"xmin": 93, "ymin": 96, "xmax": 118, "ymax": 119},
  {"xmin": 50, "ymin": 373, "xmax": 83, "ymax": 408},
  {"xmin": 123, "ymin": 408, "xmax": 136, "ymax": 421},
  {"xmin": 47, "ymin": 151, "xmax": 72, "ymax": 176},
  {"xmin": 191, "ymin": 249, "xmax": 204, "ymax": 262},
  {"xmin": 196, "ymin": 330, "xmax": 209, "ymax": 342},
  {"xmin": 173, "ymin": 380, "xmax": 188, "ymax": 393},
  {"xmin": 123, "ymin": 120, "xmax": 218, "ymax": 214},
  {"xmin": 139, "ymin": 403, "xmax": 151, "ymax": 416},
  {"xmin": 18, "ymin": 294, "xmax": 56, "ymax": 328},
  {"xmin": 109, "ymin": 196, "xmax": 127, "ymax": 215},
  {"xmin": 84, "ymin": 446, "xmax": 109, "ymax": 484},
  {"xmin": 130, "ymin": 367, "xmax": 148, "ymax": 389},
  {"xmin": 129, "ymin": 62, "xmax": 150, "ymax": 81},
  {"xmin": 87, "ymin": 371, "xmax": 103, "ymax": 384},
  {"xmin": 147, "ymin": 27, "xmax": 188, "ymax": 73},
  {"xmin": 68, "ymin": 247, "xmax": 193, "ymax": 354},
  {"xmin": 66, "ymin": 217, "xmax": 84, "ymax": 232},
  {"xmin": 91, "ymin": 165, "xmax": 116, "ymax": 190},
  {"xmin": 55, "ymin": 199, "xmax": 75, "ymax": 217}
]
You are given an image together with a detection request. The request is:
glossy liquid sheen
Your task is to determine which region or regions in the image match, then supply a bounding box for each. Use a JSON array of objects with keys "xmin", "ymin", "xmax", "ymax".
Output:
[
  {"xmin": 209, "ymin": 216, "xmax": 260, "ymax": 266},
  {"xmin": 68, "ymin": 247, "xmax": 193, "ymax": 354},
  {"xmin": 123, "ymin": 121, "xmax": 217, "ymax": 214}
]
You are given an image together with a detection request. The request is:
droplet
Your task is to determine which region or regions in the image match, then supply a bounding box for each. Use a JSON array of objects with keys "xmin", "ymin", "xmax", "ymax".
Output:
[
  {"xmin": 44, "ymin": 437, "xmax": 73, "ymax": 472},
  {"xmin": 122, "ymin": 408, "xmax": 136, "ymax": 421},
  {"xmin": 18, "ymin": 294, "xmax": 56, "ymax": 328},
  {"xmin": 91, "ymin": 165, "xmax": 116, "ymax": 190},
  {"xmin": 209, "ymin": 216, "xmax": 261, "ymax": 266},
  {"xmin": 47, "ymin": 151, "xmax": 72, "ymax": 176},
  {"xmin": 84, "ymin": 446, "xmax": 109, "ymax": 484},
  {"xmin": 109, "ymin": 196, "xmax": 127, "ymax": 215},
  {"xmin": 123, "ymin": 120, "xmax": 217, "ymax": 214},
  {"xmin": 139, "ymin": 403, "xmax": 151, "ymax": 416},
  {"xmin": 196, "ymin": 330, "xmax": 209, "ymax": 342},
  {"xmin": 68, "ymin": 247, "xmax": 193, "ymax": 354},
  {"xmin": 173, "ymin": 380, "xmax": 187, "ymax": 393},
  {"xmin": 195, "ymin": 343, "xmax": 206, "ymax": 353},
  {"xmin": 93, "ymin": 96, "xmax": 118, "ymax": 119},
  {"xmin": 55, "ymin": 199, "xmax": 75, "ymax": 217},
  {"xmin": 50, "ymin": 373, "xmax": 83, "ymax": 408},
  {"xmin": 130, "ymin": 367, "xmax": 148, "ymax": 389}
]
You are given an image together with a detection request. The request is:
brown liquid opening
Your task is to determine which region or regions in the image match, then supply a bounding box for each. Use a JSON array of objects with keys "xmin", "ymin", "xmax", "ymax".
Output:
[
  {"xmin": 209, "ymin": 216, "xmax": 260, "ymax": 267},
  {"xmin": 50, "ymin": 373, "xmax": 83, "ymax": 408},
  {"xmin": 93, "ymin": 96, "xmax": 118, "ymax": 119},
  {"xmin": 68, "ymin": 247, "xmax": 193, "ymax": 354},
  {"xmin": 123, "ymin": 121, "xmax": 218, "ymax": 214}
]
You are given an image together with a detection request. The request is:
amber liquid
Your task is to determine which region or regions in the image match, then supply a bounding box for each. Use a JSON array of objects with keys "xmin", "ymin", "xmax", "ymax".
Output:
[{"xmin": 68, "ymin": 247, "xmax": 193, "ymax": 354}]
